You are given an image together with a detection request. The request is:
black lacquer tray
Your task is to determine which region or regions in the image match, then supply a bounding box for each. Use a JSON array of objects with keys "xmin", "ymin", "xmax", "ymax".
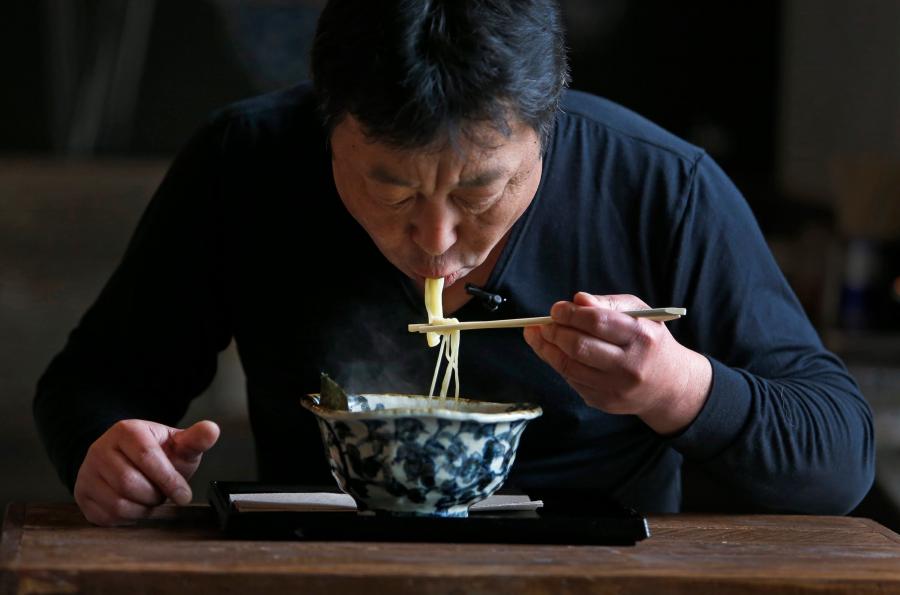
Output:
[{"xmin": 209, "ymin": 481, "xmax": 650, "ymax": 545}]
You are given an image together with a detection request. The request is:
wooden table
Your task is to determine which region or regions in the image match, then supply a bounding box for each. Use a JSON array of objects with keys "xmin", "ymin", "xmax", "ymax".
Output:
[{"xmin": 3, "ymin": 503, "xmax": 900, "ymax": 594}]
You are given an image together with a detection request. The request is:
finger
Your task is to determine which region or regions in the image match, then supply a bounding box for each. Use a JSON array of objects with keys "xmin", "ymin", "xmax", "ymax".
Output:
[
  {"xmin": 96, "ymin": 448, "xmax": 165, "ymax": 507},
  {"xmin": 573, "ymin": 292, "xmax": 648, "ymax": 311},
  {"xmin": 118, "ymin": 436, "xmax": 192, "ymax": 505},
  {"xmin": 524, "ymin": 325, "xmax": 552, "ymax": 366},
  {"xmin": 526, "ymin": 329, "xmax": 584, "ymax": 377},
  {"xmin": 525, "ymin": 329, "xmax": 637, "ymax": 413},
  {"xmin": 79, "ymin": 493, "xmax": 117, "ymax": 527},
  {"xmin": 523, "ymin": 327, "xmax": 535, "ymax": 348},
  {"xmin": 523, "ymin": 326, "xmax": 545, "ymax": 357},
  {"xmin": 78, "ymin": 479, "xmax": 151, "ymax": 527},
  {"xmin": 539, "ymin": 323, "xmax": 623, "ymax": 369},
  {"xmin": 565, "ymin": 377, "xmax": 635, "ymax": 415},
  {"xmin": 170, "ymin": 420, "xmax": 220, "ymax": 464},
  {"xmin": 90, "ymin": 474, "xmax": 154, "ymax": 523},
  {"xmin": 529, "ymin": 331, "xmax": 611, "ymax": 387},
  {"xmin": 550, "ymin": 301, "xmax": 643, "ymax": 347}
]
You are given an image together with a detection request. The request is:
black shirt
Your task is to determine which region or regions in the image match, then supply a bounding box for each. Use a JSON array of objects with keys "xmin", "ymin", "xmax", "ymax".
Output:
[{"xmin": 35, "ymin": 83, "xmax": 874, "ymax": 513}]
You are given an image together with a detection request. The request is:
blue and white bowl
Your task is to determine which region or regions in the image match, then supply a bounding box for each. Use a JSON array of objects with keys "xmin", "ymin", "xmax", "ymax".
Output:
[{"xmin": 301, "ymin": 393, "xmax": 542, "ymax": 517}]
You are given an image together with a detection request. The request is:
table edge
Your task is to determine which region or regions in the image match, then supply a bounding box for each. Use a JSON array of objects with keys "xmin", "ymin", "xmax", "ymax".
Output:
[
  {"xmin": 0, "ymin": 502, "xmax": 26, "ymax": 594},
  {"xmin": 0, "ymin": 503, "xmax": 25, "ymax": 565},
  {"xmin": 855, "ymin": 516, "xmax": 900, "ymax": 545}
]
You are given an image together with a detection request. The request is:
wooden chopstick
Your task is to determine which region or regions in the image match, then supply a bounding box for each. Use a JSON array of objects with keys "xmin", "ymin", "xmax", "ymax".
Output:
[{"xmin": 408, "ymin": 307, "xmax": 686, "ymax": 333}]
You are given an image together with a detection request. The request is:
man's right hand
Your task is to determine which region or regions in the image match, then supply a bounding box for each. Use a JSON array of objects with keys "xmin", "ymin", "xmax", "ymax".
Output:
[{"xmin": 74, "ymin": 419, "xmax": 220, "ymax": 526}]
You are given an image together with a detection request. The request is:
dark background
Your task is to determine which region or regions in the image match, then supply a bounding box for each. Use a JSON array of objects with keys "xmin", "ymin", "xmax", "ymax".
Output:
[{"xmin": 1, "ymin": 0, "xmax": 898, "ymax": 528}]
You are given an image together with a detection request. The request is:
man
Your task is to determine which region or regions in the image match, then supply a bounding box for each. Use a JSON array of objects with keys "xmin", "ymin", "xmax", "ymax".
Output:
[{"xmin": 36, "ymin": 0, "xmax": 873, "ymax": 526}]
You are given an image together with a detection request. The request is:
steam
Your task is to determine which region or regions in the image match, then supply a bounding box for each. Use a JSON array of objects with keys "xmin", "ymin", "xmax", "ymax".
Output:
[{"xmin": 321, "ymin": 302, "xmax": 432, "ymax": 396}]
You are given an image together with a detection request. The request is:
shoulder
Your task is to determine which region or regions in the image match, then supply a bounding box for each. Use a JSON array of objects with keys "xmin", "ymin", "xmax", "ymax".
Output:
[
  {"xmin": 541, "ymin": 91, "xmax": 744, "ymax": 248},
  {"xmin": 211, "ymin": 81, "xmax": 318, "ymax": 126},
  {"xmin": 556, "ymin": 90, "xmax": 704, "ymax": 168},
  {"xmin": 200, "ymin": 82, "xmax": 324, "ymax": 154},
  {"xmin": 544, "ymin": 89, "xmax": 718, "ymax": 225}
]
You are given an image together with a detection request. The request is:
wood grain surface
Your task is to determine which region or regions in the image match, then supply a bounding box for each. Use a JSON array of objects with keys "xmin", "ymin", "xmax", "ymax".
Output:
[{"xmin": 3, "ymin": 503, "xmax": 900, "ymax": 594}]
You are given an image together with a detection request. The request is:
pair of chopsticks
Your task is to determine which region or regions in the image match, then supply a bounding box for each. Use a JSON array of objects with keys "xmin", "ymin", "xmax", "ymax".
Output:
[{"xmin": 408, "ymin": 307, "xmax": 686, "ymax": 334}]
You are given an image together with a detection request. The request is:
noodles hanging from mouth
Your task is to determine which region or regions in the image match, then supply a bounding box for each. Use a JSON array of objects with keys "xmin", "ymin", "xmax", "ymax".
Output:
[{"xmin": 424, "ymin": 277, "xmax": 461, "ymax": 399}]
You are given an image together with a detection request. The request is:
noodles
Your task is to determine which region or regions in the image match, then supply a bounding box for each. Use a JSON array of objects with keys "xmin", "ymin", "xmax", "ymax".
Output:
[
  {"xmin": 424, "ymin": 277, "xmax": 461, "ymax": 399},
  {"xmin": 427, "ymin": 333, "xmax": 446, "ymax": 397},
  {"xmin": 430, "ymin": 325, "xmax": 460, "ymax": 399},
  {"xmin": 424, "ymin": 277, "xmax": 444, "ymax": 348}
]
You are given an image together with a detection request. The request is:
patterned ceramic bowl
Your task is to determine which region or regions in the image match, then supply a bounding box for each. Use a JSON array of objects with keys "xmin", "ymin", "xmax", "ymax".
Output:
[{"xmin": 301, "ymin": 393, "xmax": 542, "ymax": 517}]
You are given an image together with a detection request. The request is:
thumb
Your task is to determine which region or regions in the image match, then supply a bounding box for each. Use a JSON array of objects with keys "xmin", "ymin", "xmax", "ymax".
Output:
[
  {"xmin": 573, "ymin": 292, "xmax": 648, "ymax": 311},
  {"xmin": 573, "ymin": 292, "xmax": 604, "ymax": 308},
  {"xmin": 170, "ymin": 420, "xmax": 220, "ymax": 464}
]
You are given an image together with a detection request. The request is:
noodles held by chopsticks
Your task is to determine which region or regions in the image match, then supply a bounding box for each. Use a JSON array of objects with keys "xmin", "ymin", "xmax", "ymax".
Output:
[{"xmin": 424, "ymin": 278, "xmax": 460, "ymax": 399}]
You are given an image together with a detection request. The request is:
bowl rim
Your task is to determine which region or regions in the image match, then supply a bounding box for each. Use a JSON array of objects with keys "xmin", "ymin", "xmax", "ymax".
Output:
[{"xmin": 302, "ymin": 393, "xmax": 542, "ymax": 422}]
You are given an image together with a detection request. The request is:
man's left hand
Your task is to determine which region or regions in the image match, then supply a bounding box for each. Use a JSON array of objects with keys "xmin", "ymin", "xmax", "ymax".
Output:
[{"xmin": 523, "ymin": 292, "xmax": 712, "ymax": 435}]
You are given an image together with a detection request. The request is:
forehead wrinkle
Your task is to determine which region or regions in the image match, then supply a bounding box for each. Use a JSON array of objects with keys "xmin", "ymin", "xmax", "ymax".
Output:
[
  {"xmin": 368, "ymin": 164, "xmax": 417, "ymax": 188},
  {"xmin": 365, "ymin": 150, "xmax": 447, "ymax": 194},
  {"xmin": 360, "ymin": 123, "xmax": 530, "ymax": 193}
]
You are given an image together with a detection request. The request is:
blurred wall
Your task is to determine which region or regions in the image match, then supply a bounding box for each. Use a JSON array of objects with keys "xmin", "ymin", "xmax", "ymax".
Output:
[{"xmin": 779, "ymin": 0, "xmax": 900, "ymax": 202}]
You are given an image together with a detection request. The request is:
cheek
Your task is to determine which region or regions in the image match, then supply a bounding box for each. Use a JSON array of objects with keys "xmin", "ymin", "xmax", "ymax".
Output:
[
  {"xmin": 334, "ymin": 165, "xmax": 379, "ymax": 223},
  {"xmin": 470, "ymin": 190, "xmax": 531, "ymax": 243},
  {"xmin": 455, "ymin": 217, "xmax": 507, "ymax": 256},
  {"xmin": 333, "ymin": 167, "xmax": 409, "ymax": 248},
  {"xmin": 331, "ymin": 162, "xmax": 357, "ymax": 212}
]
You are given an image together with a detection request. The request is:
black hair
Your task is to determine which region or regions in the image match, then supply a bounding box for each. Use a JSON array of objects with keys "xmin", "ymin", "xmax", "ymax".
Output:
[{"xmin": 311, "ymin": 0, "xmax": 570, "ymax": 149}]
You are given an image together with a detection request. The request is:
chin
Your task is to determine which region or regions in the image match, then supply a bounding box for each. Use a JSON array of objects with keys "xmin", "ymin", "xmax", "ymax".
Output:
[{"xmin": 443, "ymin": 268, "xmax": 479, "ymax": 288}]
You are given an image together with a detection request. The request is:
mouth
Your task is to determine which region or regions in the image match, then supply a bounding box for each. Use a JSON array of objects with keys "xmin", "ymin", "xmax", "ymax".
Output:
[{"xmin": 412, "ymin": 269, "xmax": 467, "ymax": 288}]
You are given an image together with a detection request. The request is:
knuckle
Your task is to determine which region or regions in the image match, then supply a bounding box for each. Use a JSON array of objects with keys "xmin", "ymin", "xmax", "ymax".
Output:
[
  {"xmin": 634, "ymin": 367, "xmax": 649, "ymax": 384},
  {"xmin": 633, "ymin": 324, "xmax": 654, "ymax": 348},
  {"xmin": 622, "ymin": 358, "xmax": 647, "ymax": 385},
  {"xmin": 114, "ymin": 419, "xmax": 138, "ymax": 434},
  {"xmin": 84, "ymin": 441, "xmax": 101, "ymax": 460},
  {"xmin": 133, "ymin": 446, "xmax": 176, "ymax": 488},
  {"xmin": 74, "ymin": 470, "xmax": 96, "ymax": 500},
  {"xmin": 118, "ymin": 469, "xmax": 145, "ymax": 496},
  {"xmin": 157, "ymin": 471, "xmax": 181, "ymax": 494},
  {"xmin": 590, "ymin": 309, "xmax": 610, "ymax": 334},
  {"xmin": 135, "ymin": 444, "xmax": 158, "ymax": 465},
  {"xmin": 114, "ymin": 419, "xmax": 147, "ymax": 443},
  {"xmin": 624, "ymin": 319, "xmax": 645, "ymax": 347},
  {"xmin": 109, "ymin": 498, "xmax": 131, "ymax": 519},
  {"xmin": 572, "ymin": 336, "xmax": 593, "ymax": 362},
  {"xmin": 80, "ymin": 499, "xmax": 113, "ymax": 527}
]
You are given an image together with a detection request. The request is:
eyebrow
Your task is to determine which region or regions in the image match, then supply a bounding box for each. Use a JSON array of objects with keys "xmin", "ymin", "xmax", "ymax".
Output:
[
  {"xmin": 367, "ymin": 165, "xmax": 508, "ymax": 188},
  {"xmin": 458, "ymin": 168, "xmax": 507, "ymax": 188},
  {"xmin": 369, "ymin": 166, "xmax": 416, "ymax": 187}
]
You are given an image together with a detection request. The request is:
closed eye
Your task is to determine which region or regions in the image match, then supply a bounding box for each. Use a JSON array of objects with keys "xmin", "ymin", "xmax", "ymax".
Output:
[
  {"xmin": 452, "ymin": 173, "xmax": 524, "ymax": 213},
  {"xmin": 384, "ymin": 195, "xmax": 416, "ymax": 210},
  {"xmin": 451, "ymin": 193, "xmax": 501, "ymax": 213}
]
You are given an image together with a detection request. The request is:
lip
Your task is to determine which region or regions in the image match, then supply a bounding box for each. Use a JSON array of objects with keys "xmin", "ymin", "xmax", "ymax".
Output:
[{"xmin": 413, "ymin": 269, "xmax": 466, "ymax": 287}]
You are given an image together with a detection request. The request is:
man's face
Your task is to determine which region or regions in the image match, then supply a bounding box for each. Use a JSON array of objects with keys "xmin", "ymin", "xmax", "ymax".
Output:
[{"xmin": 330, "ymin": 115, "xmax": 543, "ymax": 289}]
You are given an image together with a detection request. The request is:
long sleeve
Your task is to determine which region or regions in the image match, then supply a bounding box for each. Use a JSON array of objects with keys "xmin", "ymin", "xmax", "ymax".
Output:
[
  {"xmin": 665, "ymin": 154, "xmax": 874, "ymax": 514},
  {"xmin": 34, "ymin": 116, "xmax": 235, "ymax": 492}
]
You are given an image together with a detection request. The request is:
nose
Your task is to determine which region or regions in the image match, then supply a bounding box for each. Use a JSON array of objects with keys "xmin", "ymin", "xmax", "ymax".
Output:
[{"xmin": 410, "ymin": 198, "xmax": 458, "ymax": 256}]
